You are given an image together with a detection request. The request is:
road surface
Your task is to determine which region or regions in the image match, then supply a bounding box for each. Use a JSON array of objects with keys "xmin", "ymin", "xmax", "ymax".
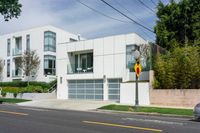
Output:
[{"xmin": 0, "ymin": 104, "xmax": 199, "ymax": 133}]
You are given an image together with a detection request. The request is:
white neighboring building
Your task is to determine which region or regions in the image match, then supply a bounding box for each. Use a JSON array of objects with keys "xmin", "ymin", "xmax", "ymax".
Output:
[
  {"xmin": 57, "ymin": 33, "xmax": 151, "ymax": 105},
  {"xmin": 0, "ymin": 25, "xmax": 80, "ymax": 82}
]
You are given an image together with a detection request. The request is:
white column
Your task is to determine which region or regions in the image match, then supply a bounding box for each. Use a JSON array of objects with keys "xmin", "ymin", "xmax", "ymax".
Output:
[{"xmin": 103, "ymin": 78, "xmax": 108, "ymax": 101}]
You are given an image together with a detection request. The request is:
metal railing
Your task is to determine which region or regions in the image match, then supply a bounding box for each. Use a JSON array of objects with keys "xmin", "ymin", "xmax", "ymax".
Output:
[
  {"xmin": 48, "ymin": 83, "xmax": 57, "ymax": 93},
  {"xmin": 12, "ymin": 69, "xmax": 22, "ymax": 77},
  {"xmin": 12, "ymin": 48, "xmax": 22, "ymax": 56},
  {"xmin": 67, "ymin": 64, "xmax": 93, "ymax": 74}
]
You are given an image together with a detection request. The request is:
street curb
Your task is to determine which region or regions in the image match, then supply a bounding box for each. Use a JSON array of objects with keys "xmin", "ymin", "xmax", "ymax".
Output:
[{"xmin": 95, "ymin": 109, "xmax": 194, "ymax": 119}]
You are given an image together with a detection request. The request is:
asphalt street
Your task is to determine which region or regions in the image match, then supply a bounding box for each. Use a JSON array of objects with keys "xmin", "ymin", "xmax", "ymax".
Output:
[{"xmin": 0, "ymin": 104, "xmax": 199, "ymax": 133}]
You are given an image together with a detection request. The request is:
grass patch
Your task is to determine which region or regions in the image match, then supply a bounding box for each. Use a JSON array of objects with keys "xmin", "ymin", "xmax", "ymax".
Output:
[
  {"xmin": 99, "ymin": 104, "xmax": 193, "ymax": 116},
  {"xmin": 0, "ymin": 98, "xmax": 31, "ymax": 103}
]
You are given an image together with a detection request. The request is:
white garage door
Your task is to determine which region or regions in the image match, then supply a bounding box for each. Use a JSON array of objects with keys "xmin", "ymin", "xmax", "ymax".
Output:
[
  {"xmin": 108, "ymin": 79, "xmax": 122, "ymax": 101},
  {"xmin": 68, "ymin": 79, "xmax": 103, "ymax": 100}
]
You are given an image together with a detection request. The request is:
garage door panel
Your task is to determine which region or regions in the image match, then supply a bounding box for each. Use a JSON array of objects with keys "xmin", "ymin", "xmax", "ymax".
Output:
[
  {"xmin": 77, "ymin": 95, "xmax": 85, "ymax": 99},
  {"xmin": 86, "ymin": 84, "xmax": 94, "ymax": 88},
  {"xmin": 86, "ymin": 89, "xmax": 94, "ymax": 93},
  {"xmin": 77, "ymin": 89, "xmax": 85, "ymax": 93},
  {"xmin": 69, "ymin": 90, "xmax": 76, "ymax": 93},
  {"xmin": 95, "ymin": 95, "xmax": 103, "ymax": 99},
  {"xmin": 108, "ymin": 79, "xmax": 122, "ymax": 101},
  {"xmin": 109, "ymin": 95, "xmax": 120, "ymax": 100},
  {"xmin": 95, "ymin": 89, "xmax": 103, "ymax": 94},
  {"xmin": 86, "ymin": 95, "xmax": 94, "ymax": 99},
  {"xmin": 69, "ymin": 95, "xmax": 76, "ymax": 99},
  {"xmin": 68, "ymin": 79, "xmax": 103, "ymax": 100},
  {"xmin": 109, "ymin": 90, "xmax": 120, "ymax": 94}
]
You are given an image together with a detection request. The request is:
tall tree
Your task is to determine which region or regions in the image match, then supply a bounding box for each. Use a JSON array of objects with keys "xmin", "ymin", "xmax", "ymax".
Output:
[
  {"xmin": 0, "ymin": 0, "xmax": 22, "ymax": 21},
  {"xmin": 15, "ymin": 50, "xmax": 40, "ymax": 85},
  {"xmin": 0, "ymin": 58, "xmax": 3, "ymax": 79},
  {"xmin": 154, "ymin": 0, "xmax": 200, "ymax": 50}
]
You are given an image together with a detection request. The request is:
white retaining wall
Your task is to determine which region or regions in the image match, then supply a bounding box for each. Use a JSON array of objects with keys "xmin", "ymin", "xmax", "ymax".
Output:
[
  {"xmin": 120, "ymin": 82, "xmax": 150, "ymax": 105},
  {"xmin": 0, "ymin": 92, "xmax": 56, "ymax": 100}
]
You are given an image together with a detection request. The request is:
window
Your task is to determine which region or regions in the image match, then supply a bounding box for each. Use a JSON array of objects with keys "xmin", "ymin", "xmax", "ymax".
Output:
[
  {"xmin": 7, "ymin": 59, "xmax": 10, "ymax": 77},
  {"xmin": 44, "ymin": 31, "xmax": 56, "ymax": 52},
  {"xmin": 44, "ymin": 55, "xmax": 56, "ymax": 75},
  {"xmin": 77, "ymin": 53, "xmax": 93, "ymax": 72},
  {"xmin": 14, "ymin": 37, "xmax": 22, "ymax": 56},
  {"xmin": 7, "ymin": 39, "xmax": 11, "ymax": 56},
  {"xmin": 126, "ymin": 44, "xmax": 150, "ymax": 71},
  {"xmin": 26, "ymin": 35, "xmax": 30, "ymax": 51},
  {"xmin": 126, "ymin": 45, "xmax": 139, "ymax": 70}
]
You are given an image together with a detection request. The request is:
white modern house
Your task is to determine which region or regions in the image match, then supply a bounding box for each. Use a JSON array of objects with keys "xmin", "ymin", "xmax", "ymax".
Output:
[
  {"xmin": 57, "ymin": 33, "xmax": 152, "ymax": 105},
  {"xmin": 0, "ymin": 25, "xmax": 80, "ymax": 82}
]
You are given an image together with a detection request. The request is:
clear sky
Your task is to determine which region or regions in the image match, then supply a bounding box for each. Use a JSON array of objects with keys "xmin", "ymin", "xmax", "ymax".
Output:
[{"xmin": 0, "ymin": 0, "xmax": 169, "ymax": 42}]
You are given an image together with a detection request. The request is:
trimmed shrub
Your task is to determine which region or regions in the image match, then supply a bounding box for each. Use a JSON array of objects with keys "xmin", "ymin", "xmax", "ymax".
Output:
[
  {"xmin": 13, "ymin": 92, "xmax": 18, "ymax": 98},
  {"xmin": 0, "ymin": 81, "xmax": 27, "ymax": 87},
  {"xmin": 0, "ymin": 80, "xmax": 57, "ymax": 89},
  {"xmin": 1, "ymin": 91, "xmax": 7, "ymax": 97}
]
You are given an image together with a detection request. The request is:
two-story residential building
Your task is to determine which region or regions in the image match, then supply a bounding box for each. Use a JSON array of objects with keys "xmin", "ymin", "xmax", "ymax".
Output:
[
  {"xmin": 0, "ymin": 25, "xmax": 80, "ymax": 82},
  {"xmin": 57, "ymin": 33, "xmax": 151, "ymax": 105}
]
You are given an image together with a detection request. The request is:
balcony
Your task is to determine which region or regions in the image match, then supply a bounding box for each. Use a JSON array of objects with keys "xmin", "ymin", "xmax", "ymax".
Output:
[
  {"xmin": 67, "ymin": 64, "xmax": 93, "ymax": 74},
  {"xmin": 12, "ymin": 48, "xmax": 22, "ymax": 56},
  {"xmin": 12, "ymin": 69, "xmax": 22, "ymax": 77}
]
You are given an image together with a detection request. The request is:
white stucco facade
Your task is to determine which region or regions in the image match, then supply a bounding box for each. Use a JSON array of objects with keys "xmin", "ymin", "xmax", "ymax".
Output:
[
  {"xmin": 57, "ymin": 33, "xmax": 151, "ymax": 105},
  {"xmin": 0, "ymin": 25, "xmax": 80, "ymax": 82}
]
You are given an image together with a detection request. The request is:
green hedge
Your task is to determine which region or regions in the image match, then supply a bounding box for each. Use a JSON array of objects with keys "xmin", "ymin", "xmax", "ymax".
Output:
[
  {"xmin": 0, "ymin": 80, "xmax": 57, "ymax": 89},
  {"xmin": 153, "ymin": 46, "xmax": 200, "ymax": 89},
  {"xmin": 1, "ymin": 85, "xmax": 47, "ymax": 94},
  {"xmin": 0, "ymin": 82, "xmax": 27, "ymax": 87}
]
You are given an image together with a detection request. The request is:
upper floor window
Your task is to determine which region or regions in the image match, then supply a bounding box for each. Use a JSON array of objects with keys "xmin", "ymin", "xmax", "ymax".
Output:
[
  {"xmin": 126, "ymin": 44, "xmax": 151, "ymax": 71},
  {"xmin": 44, "ymin": 31, "xmax": 56, "ymax": 52},
  {"xmin": 7, "ymin": 39, "xmax": 11, "ymax": 56},
  {"xmin": 44, "ymin": 55, "xmax": 56, "ymax": 75},
  {"xmin": 26, "ymin": 34, "xmax": 30, "ymax": 51},
  {"xmin": 7, "ymin": 59, "xmax": 10, "ymax": 77}
]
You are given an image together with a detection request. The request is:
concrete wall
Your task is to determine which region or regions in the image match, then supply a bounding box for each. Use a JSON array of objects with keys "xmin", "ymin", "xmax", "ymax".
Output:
[
  {"xmin": 150, "ymin": 89, "xmax": 200, "ymax": 107},
  {"xmin": 1, "ymin": 92, "xmax": 56, "ymax": 100},
  {"xmin": 120, "ymin": 82, "xmax": 150, "ymax": 105}
]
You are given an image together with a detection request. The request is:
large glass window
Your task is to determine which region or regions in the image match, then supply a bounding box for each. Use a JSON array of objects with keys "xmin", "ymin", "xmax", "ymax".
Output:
[
  {"xmin": 7, "ymin": 59, "xmax": 10, "ymax": 77},
  {"xmin": 44, "ymin": 55, "xmax": 56, "ymax": 75},
  {"xmin": 44, "ymin": 31, "xmax": 56, "ymax": 52},
  {"xmin": 68, "ymin": 52, "xmax": 93, "ymax": 74},
  {"xmin": 13, "ymin": 37, "xmax": 22, "ymax": 56},
  {"xmin": 26, "ymin": 34, "xmax": 30, "ymax": 51},
  {"xmin": 126, "ymin": 45, "xmax": 139, "ymax": 70},
  {"xmin": 126, "ymin": 44, "xmax": 150, "ymax": 71},
  {"xmin": 79, "ymin": 53, "xmax": 93, "ymax": 72},
  {"xmin": 7, "ymin": 39, "xmax": 11, "ymax": 56}
]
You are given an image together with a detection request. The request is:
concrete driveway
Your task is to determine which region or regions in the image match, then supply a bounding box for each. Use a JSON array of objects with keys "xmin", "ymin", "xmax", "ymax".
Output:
[{"xmin": 17, "ymin": 99, "xmax": 115, "ymax": 111}]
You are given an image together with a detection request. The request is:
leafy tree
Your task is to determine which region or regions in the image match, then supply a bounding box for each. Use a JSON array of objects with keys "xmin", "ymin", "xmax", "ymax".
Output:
[
  {"xmin": 153, "ymin": 46, "xmax": 200, "ymax": 89},
  {"xmin": 155, "ymin": 0, "xmax": 200, "ymax": 50},
  {"xmin": 0, "ymin": 0, "xmax": 22, "ymax": 21},
  {"xmin": 0, "ymin": 58, "xmax": 3, "ymax": 79},
  {"xmin": 15, "ymin": 50, "xmax": 40, "ymax": 85}
]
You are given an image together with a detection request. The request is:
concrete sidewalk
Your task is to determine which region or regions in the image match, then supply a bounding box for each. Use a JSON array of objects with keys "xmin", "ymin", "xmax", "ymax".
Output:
[{"xmin": 17, "ymin": 99, "xmax": 115, "ymax": 111}]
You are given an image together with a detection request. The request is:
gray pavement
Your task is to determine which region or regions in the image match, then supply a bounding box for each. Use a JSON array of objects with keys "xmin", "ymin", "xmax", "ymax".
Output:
[
  {"xmin": 0, "ymin": 104, "xmax": 199, "ymax": 133},
  {"xmin": 17, "ymin": 99, "xmax": 115, "ymax": 111}
]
